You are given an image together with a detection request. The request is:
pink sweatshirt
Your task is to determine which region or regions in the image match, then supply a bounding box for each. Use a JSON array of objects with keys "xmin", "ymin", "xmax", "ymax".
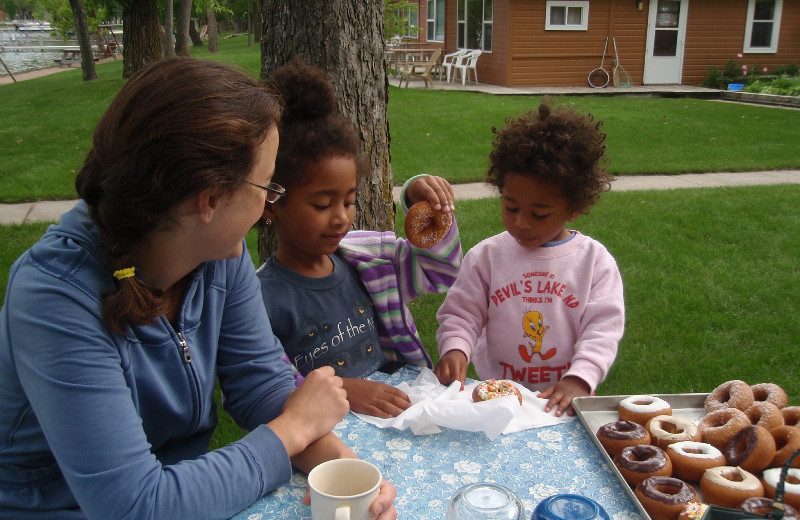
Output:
[{"xmin": 436, "ymin": 231, "xmax": 624, "ymax": 393}]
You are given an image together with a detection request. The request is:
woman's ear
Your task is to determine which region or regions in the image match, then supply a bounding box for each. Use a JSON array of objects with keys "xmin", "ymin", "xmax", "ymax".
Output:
[{"xmin": 195, "ymin": 188, "xmax": 220, "ymax": 224}]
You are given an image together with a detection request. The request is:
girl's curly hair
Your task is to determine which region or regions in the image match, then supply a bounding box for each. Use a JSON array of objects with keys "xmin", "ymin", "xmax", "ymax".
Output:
[
  {"xmin": 270, "ymin": 58, "xmax": 366, "ymax": 191},
  {"xmin": 487, "ymin": 101, "xmax": 613, "ymax": 213}
]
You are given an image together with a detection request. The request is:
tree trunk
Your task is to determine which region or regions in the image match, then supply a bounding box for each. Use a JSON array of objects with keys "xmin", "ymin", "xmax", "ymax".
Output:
[
  {"xmin": 189, "ymin": 18, "xmax": 203, "ymax": 46},
  {"xmin": 175, "ymin": 0, "xmax": 193, "ymax": 56},
  {"xmin": 122, "ymin": 1, "xmax": 161, "ymax": 79},
  {"xmin": 163, "ymin": 0, "xmax": 175, "ymax": 57},
  {"xmin": 259, "ymin": 0, "xmax": 393, "ymax": 263},
  {"xmin": 247, "ymin": 0, "xmax": 252, "ymax": 47},
  {"xmin": 253, "ymin": 1, "xmax": 262, "ymax": 45},
  {"xmin": 68, "ymin": 0, "xmax": 96, "ymax": 81},
  {"xmin": 207, "ymin": 9, "xmax": 218, "ymax": 53}
]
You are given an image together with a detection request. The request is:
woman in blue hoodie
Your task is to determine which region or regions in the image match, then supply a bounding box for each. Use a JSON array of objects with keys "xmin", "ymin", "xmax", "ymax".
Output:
[{"xmin": 0, "ymin": 58, "xmax": 396, "ymax": 520}]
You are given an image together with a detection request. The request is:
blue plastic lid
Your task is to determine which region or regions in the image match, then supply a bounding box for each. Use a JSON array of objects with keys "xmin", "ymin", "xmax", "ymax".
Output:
[{"xmin": 533, "ymin": 494, "xmax": 610, "ymax": 520}]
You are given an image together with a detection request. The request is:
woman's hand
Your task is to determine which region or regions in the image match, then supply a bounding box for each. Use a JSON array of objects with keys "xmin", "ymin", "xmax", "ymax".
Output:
[
  {"xmin": 302, "ymin": 478, "xmax": 398, "ymax": 519},
  {"xmin": 537, "ymin": 375, "xmax": 590, "ymax": 417},
  {"xmin": 372, "ymin": 479, "xmax": 398, "ymax": 519},
  {"xmin": 342, "ymin": 378, "xmax": 412, "ymax": 418},
  {"xmin": 406, "ymin": 175, "xmax": 455, "ymax": 213},
  {"xmin": 267, "ymin": 366, "xmax": 349, "ymax": 456},
  {"xmin": 433, "ymin": 350, "xmax": 468, "ymax": 390}
]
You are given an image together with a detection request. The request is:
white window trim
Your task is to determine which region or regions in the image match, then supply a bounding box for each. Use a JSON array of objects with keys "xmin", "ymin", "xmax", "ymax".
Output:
[
  {"xmin": 743, "ymin": 0, "xmax": 782, "ymax": 53},
  {"xmin": 427, "ymin": 0, "xmax": 444, "ymax": 43},
  {"xmin": 457, "ymin": 0, "xmax": 494, "ymax": 52},
  {"xmin": 545, "ymin": 1, "xmax": 589, "ymax": 31}
]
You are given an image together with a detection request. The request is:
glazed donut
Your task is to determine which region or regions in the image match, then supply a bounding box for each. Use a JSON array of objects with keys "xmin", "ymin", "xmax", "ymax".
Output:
[
  {"xmin": 404, "ymin": 201, "xmax": 452, "ymax": 249},
  {"xmin": 619, "ymin": 395, "xmax": 672, "ymax": 425},
  {"xmin": 700, "ymin": 466, "xmax": 764, "ymax": 508},
  {"xmin": 698, "ymin": 408, "xmax": 750, "ymax": 450},
  {"xmin": 770, "ymin": 425, "xmax": 800, "ymax": 468},
  {"xmin": 724, "ymin": 424, "xmax": 776, "ymax": 474},
  {"xmin": 762, "ymin": 467, "xmax": 800, "ymax": 509},
  {"xmin": 751, "ymin": 383, "xmax": 788, "ymax": 409},
  {"xmin": 615, "ymin": 444, "xmax": 673, "ymax": 487},
  {"xmin": 740, "ymin": 497, "xmax": 799, "ymax": 520},
  {"xmin": 471, "ymin": 379, "xmax": 522, "ymax": 405},
  {"xmin": 783, "ymin": 407, "xmax": 800, "ymax": 428},
  {"xmin": 635, "ymin": 476, "xmax": 698, "ymax": 520},
  {"xmin": 597, "ymin": 421, "xmax": 651, "ymax": 456},
  {"xmin": 678, "ymin": 502, "xmax": 709, "ymax": 520},
  {"xmin": 647, "ymin": 415, "xmax": 702, "ymax": 450},
  {"xmin": 667, "ymin": 441, "xmax": 726, "ymax": 483},
  {"xmin": 745, "ymin": 402, "xmax": 784, "ymax": 431},
  {"xmin": 705, "ymin": 380, "xmax": 754, "ymax": 413}
]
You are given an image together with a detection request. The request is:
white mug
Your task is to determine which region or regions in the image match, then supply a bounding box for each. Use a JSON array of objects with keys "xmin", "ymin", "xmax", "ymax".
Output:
[{"xmin": 308, "ymin": 458, "xmax": 382, "ymax": 520}]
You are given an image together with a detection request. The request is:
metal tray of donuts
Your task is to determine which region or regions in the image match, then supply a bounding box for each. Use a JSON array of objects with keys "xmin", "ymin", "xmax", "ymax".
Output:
[{"xmin": 572, "ymin": 393, "xmax": 709, "ymax": 520}]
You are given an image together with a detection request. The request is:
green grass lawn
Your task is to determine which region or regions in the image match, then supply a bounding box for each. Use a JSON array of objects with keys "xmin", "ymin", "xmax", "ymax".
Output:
[
  {"xmin": 2, "ymin": 34, "xmax": 798, "ymax": 449},
  {"xmin": 2, "ymin": 33, "xmax": 800, "ymax": 202}
]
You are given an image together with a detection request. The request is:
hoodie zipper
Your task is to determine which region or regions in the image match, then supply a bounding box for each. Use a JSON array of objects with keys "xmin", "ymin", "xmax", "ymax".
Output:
[{"xmin": 177, "ymin": 332, "xmax": 192, "ymax": 363}]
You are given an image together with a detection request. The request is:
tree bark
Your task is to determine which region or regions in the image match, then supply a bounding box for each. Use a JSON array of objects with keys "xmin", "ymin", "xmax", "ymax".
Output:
[
  {"xmin": 68, "ymin": 0, "xmax": 96, "ymax": 81},
  {"xmin": 247, "ymin": 0, "xmax": 252, "ymax": 47},
  {"xmin": 259, "ymin": 0, "xmax": 393, "ymax": 263},
  {"xmin": 207, "ymin": 9, "xmax": 218, "ymax": 53},
  {"xmin": 163, "ymin": 0, "xmax": 175, "ymax": 57},
  {"xmin": 175, "ymin": 0, "xmax": 193, "ymax": 56},
  {"xmin": 122, "ymin": 1, "xmax": 161, "ymax": 79},
  {"xmin": 189, "ymin": 18, "xmax": 204, "ymax": 46}
]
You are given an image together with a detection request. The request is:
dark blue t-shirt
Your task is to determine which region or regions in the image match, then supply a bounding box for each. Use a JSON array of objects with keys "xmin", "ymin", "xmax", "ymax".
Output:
[{"xmin": 257, "ymin": 255, "xmax": 383, "ymax": 378}]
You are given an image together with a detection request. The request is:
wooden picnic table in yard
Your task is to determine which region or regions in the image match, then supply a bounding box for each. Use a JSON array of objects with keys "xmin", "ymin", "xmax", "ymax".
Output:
[
  {"xmin": 53, "ymin": 47, "xmax": 99, "ymax": 68},
  {"xmin": 386, "ymin": 45, "xmax": 442, "ymax": 77}
]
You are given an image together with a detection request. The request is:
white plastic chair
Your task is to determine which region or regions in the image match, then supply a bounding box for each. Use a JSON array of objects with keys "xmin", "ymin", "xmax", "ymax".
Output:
[
  {"xmin": 439, "ymin": 49, "xmax": 469, "ymax": 82},
  {"xmin": 454, "ymin": 49, "xmax": 482, "ymax": 86}
]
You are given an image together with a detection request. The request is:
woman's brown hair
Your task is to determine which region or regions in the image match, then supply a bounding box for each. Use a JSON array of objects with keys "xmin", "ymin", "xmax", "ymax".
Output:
[{"xmin": 74, "ymin": 57, "xmax": 283, "ymax": 334}]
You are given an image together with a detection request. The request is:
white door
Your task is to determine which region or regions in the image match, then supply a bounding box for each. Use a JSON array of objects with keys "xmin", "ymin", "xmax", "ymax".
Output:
[{"xmin": 643, "ymin": 0, "xmax": 689, "ymax": 84}]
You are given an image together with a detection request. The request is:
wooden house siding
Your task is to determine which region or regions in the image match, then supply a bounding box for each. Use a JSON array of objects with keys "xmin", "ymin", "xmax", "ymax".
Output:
[
  {"xmin": 503, "ymin": 1, "xmax": 647, "ymax": 87},
  {"xmin": 682, "ymin": 0, "xmax": 800, "ymax": 86},
  {"xmin": 395, "ymin": 0, "xmax": 800, "ymax": 87}
]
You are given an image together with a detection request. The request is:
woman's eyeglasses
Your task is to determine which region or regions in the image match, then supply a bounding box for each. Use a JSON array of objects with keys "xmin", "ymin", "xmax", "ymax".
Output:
[{"xmin": 247, "ymin": 181, "xmax": 286, "ymax": 203}]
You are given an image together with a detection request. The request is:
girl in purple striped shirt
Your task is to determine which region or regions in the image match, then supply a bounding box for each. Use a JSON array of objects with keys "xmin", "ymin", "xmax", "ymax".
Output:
[{"xmin": 257, "ymin": 61, "xmax": 462, "ymax": 418}]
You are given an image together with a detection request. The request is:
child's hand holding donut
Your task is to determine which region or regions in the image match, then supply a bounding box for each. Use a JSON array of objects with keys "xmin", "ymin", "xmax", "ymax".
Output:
[
  {"xmin": 404, "ymin": 175, "xmax": 456, "ymax": 249},
  {"xmin": 405, "ymin": 175, "xmax": 455, "ymax": 213}
]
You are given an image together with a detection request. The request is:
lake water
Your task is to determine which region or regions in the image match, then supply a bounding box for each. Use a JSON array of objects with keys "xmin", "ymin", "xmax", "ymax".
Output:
[{"xmin": 0, "ymin": 28, "xmax": 72, "ymax": 76}]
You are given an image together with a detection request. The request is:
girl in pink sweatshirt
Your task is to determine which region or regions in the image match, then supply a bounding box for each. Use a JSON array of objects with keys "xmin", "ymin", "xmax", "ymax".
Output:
[{"xmin": 434, "ymin": 101, "xmax": 625, "ymax": 417}]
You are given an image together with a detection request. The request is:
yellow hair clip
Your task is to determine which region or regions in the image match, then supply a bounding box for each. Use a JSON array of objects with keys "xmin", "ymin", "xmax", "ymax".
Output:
[{"xmin": 113, "ymin": 267, "xmax": 136, "ymax": 281}]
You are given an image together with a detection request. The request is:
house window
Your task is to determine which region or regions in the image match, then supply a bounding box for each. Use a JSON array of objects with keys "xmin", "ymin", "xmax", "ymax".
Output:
[
  {"xmin": 743, "ymin": 0, "xmax": 782, "ymax": 53},
  {"xmin": 427, "ymin": 0, "xmax": 445, "ymax": 42},
  {"xmin": 457, "ymin": 0, "xmax": 493, "ymax": 51},
  {"xmin": 545, "ymin": 1, "xmax": 589, "ymax": 31},
  {"xmin": 396, "ymin": 8, "xmax": 420, "ymax": 38}
]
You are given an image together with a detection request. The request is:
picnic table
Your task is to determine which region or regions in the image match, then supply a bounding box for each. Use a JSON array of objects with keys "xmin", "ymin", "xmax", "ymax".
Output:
[
  {"xmin": 386, "ymin": 45, "xmax": 442, "ymax": 77},
  {"xmin": 230, "ymin": 365, "xmax": 642, "ymax": 519},
  {"xmin": 53, "ymin": 47, "xmax": 99, "ymax": 68}
]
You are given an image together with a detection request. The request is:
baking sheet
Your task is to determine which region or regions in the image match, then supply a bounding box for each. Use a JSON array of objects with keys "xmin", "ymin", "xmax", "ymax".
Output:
[{"xmin": 572, "ymin": 393, "xmax": 709, "ymax": 520}]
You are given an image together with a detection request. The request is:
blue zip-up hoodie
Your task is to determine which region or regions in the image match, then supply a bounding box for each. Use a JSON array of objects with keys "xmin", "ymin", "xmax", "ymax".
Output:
[{"xmin": 0, "ymin": 201, "xmax": 296, "ymax": 519}]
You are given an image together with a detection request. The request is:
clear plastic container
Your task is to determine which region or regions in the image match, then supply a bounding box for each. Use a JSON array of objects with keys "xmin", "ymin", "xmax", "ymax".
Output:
[{"xmin": 446, "ymin": 482, "xmax": 526, "ymax": 520}]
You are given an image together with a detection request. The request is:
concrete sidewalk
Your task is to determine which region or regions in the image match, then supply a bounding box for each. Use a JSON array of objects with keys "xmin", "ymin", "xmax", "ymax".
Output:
[{"xmin": 2, "ymin": 170, "xmax": 800, "ymax": 225}]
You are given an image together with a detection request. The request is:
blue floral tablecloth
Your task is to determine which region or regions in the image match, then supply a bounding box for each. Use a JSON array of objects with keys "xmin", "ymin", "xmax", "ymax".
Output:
[{"xmin": 231, "ymin": 366, "xmax": 642, "ymax": 520}]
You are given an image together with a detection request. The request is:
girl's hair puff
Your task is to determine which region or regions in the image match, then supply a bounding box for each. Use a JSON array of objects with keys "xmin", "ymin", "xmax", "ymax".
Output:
[
  {"xmin": 74, "ymin": 57, "xmax": 283, "ymax": 334},
  {"xmin": 487, "ymin": 100, "xmax": 612, "ymax": 213},
  {"xmin": 270, "ymin": 58, "xmax": 366, "ymax": 191}
]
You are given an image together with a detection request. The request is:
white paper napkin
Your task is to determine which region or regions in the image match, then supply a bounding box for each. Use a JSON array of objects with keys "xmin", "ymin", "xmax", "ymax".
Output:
[{"xmin": 353, "ymin": 368, "xmax": 574, "ymax": 440}]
